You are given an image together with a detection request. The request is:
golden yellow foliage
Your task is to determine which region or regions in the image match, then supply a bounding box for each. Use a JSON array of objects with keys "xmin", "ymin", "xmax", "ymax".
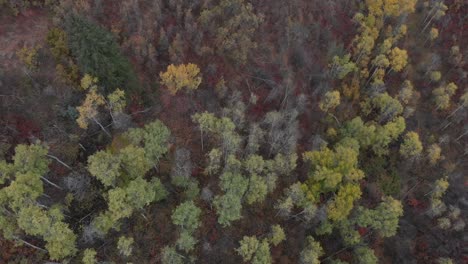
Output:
[
  {"xmin": 160, "ymin": 63, "xmax": 202, "ymax": 95},
  {"xmin": 76, "ymin": 88, "xmax": 105, "ymax": 129}
]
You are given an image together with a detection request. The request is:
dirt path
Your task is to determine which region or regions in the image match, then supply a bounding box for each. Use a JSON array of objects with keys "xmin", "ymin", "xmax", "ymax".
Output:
[{"xmin": 0, "ymin": 9, "xmax": 50, "ymax": 71}]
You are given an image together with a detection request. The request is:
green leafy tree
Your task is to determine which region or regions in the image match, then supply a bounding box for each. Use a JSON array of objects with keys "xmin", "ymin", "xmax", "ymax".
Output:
[
  {"xmin": 433, "ymin": 82, "xmax": 458, "ymax": 110},
  {"xmin": 245, "ymin": 174, "xmax": 268, "ymax": 205},
  {"xmin": 269, "ymin": 225, "xmax": 286, "ymax": 246},
  {"xmin": 330, "ymin": 54, "xmax": 357, "ymax": 79},
  {"xmin": 176, "ymin": 231, "xmax": 197, "ymax": 253},
  {"xmin": 362, "ymin": 92, "xmax": 403, "ymax": 122},
  {"xmin": 300, "ymin": 236, "xmax": 324, "ymax": 264},
  {"xmin": 327, "ymin": 183, "xmax": 362, "ymax": 222},
  {"xmin": 0, "ymin": 144, "xmax": 77, "ymax": 260},
  {"xmin": 87, "ymin": 150, "xmax": 121, "ymax": 187},
  {"xmin": 171, "ymin": 201, "xmax": 202, "ymax": 233},
  {"xmin": 213, "ymin": 193, "xmax": 243, "ymax": 227},
  {"xmin": 399, "ymin": 131, "xmax": 423, "ymax": 159},
  {"xmin": 65, "ymin": 15, "xmax": 138, "ymax": 91},
  {"xmin": 356, "ymin": 196, "xmax": 403, "ymax": 237},
  {"xmin": 82, "ymin": 249, "xmax": 97, "ymax": 264},
  {"xmin": 354, "ymin": 246, "xmax": 377, "ymax": 264},
  {"xmin": 124, "ymin": 120, "xmax": 171, "ymax": 164},
  {"xmin": 161, "ymin": 246, "xmax": 184, "ymax": 264},
  {"xmin": 427, "ymin": 143, "xmax": 441, "ymax": 165},
  {"xmin": 117, "ymin": 236, "xmax": 134, "ymax": 257}
]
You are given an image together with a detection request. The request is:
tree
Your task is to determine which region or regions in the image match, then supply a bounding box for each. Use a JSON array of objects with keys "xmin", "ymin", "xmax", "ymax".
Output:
[
  {"xmin": 330, "ymin": 54, "xmax": 357, "ymax": 79},
  {"xmin": 45, "ymin": 222, "xmax": 78, "ymax": 260},
  {"xmin": 319, "ymin": 91, "xmax": 341, "ymax": 113},
  {"xmin": 0, "ymin": 144, "xmax": 77, "ymax": 260},
  {"xmin": 371, "ymin": 116, "xmax": 406, "ymax": 156},
  {"xmin": 427, "ymin": 144, "xmax": 442, "ymax": 165},
  {"xmin": 362, "ymin": 92, "xmax": 403, "ymax": 123},
  {"xmin": 87, "ymin": 150, "xmax": 121, "ymax": 187},
  {"xmin": 176, "ymin": 230, "xmax": 197, "ymax": 253},
  {"xmin": 236, "ymin": 236, "xmax": 271, "ymax": 264},
  {"xmin": 199, "ymin": 0, "xmax": 263, "ymax": 64},
  {"xmin": 82, "ymin": 249, "xmax": 97, "ymax": 264},
  {"xmin": 430, "ymin": 71, "xmax": 442, "ymax": 83},
  {"xmin": 389, "ymin": 47, "xmax": 408, "ymax": 72},
  {"xmin": 300, "ymin": 236, "xmax": 324, "ymax": 264},
  {"xmin": 119, "ymin": 145, "xmax": 151, "ymax": 179},
  {"xmin": 251, "ymin": 240, "xmax": 272, "ymax": 264},
  {"xmin": 161, "ymin": 246, "xmax": 184, "ymax": 264},
  {"xmin": 124, "ymin": 120, "xmax": 171, "ymax": 164},
  {"xmin": 302, "ymin": 146, "xmax": 364, "ymax": 203},
  {"xmin": 213, "ymin": 193, "xmax": 243, "ymax": 227},
  {"xmin": 118, "ymin": 236, "xmax": 134, "ymax": 257},
  {"xmin": 354, "ymin": 246, "xmax": 377, "ymax": 264},
  {"xmin": 269, "ymin": 225, "xmax": 286, "ymax": 246},
  {"xmin": 160, "ymin": 63, "xmax": 202, "ymax": 94},
  {"xmin": 433, "ymin": 82, "xmax": 458, "ymax": 110},
  {"xmin": 76, "ymin": 87, "xmax": 106, "ymax": 130},
  {"xmin": 107, "ymin": 88, "xmax": 126, "ymax": 114},
  {"xmin": 65, "ymin": 15, "xmax": 138, "ymax": 91},
  {"xmin": 399, "ymin": 131, "xmax": 423, "ymax": 159},
  {"xmin": 356, "ymin": 196, "xmax": 403, "ymax": 237},
  {"xmin": 245, "ymin": 174, "xmax": 268, "ymax": 205},
  {"xmin": 171, "ymin": 201, "xmax": 201, "ymax": 233},
  {"xmin": 398, "ymin": 80, "xmax": 414, "ymax": 105},
  {"xmin": 236, "ymin": 236, "xmax": 259, "ymax": 262},
  {"xmin": 327, "ymin": 183, "xmax": 362, "ymax": 222}
]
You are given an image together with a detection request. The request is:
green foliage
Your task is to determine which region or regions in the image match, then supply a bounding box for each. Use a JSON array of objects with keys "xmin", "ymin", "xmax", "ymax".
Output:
[
  {"xmin": 356, "ymin": 196, "xmax": 403, "ymax": 237},
  {"xmin": 118, "ymin": 236, "xmax": 134, "ymax": 257},
  {"xmin": 88, "ymin": 150, "xmax": 121, "ymax": 187},
  {"xmin": 82, "ymin": 249, "xmax": 97, "ymax": 264},
  {"xmin": 245, "ymin": 174, "xmax": 268, "ymax": 205},
  {"xmin": 171, "ymin": 201, "xmax": 202, "ymax": 233},
  {"xmin": 399, "ymin": 131, "xmax": 423, "ymax": 159},
  {"xmin": 300, "ymin": 236, "xmax": 324, "ymax": 264},
  {"xmin": 269, "ymin": 225, "xmax": 286, "ymax": 246},
  {"xmin": 45, "ymin": 222, "xmax": 77, "ymax": 260},
  {"xmin": 338, "ymin": 220, "xmax": 361, "ymax": 246},
  {"xmin": 362, "ymin": 92, "xmax": 403, "ymax": 122},
  {"xmin": 161, "ymin": 246, "xmax": 184, "ymax": 264},
  {"xmin": 12, "ymin": 144, "xmax": 50, "ymax": 175},
  {"xmin": 236, "ymin": 236, "xmax": 271, "ymax": 264},
  {"xmin": 124, "ymin": 120, "xmax": 171, "ymax": 164},
  {"xmin": 119, "ymin": 145, "xmax": 151, "ymax": 179},
  {"xmin": 0, "ymin": 144, "xmax": 77, "ymax": 260},
  {"xmin": 302, "ymin": 145, "xmax": 363, "ymax": 202},
  {"xmin": 65, "ymin": 15, "xmax": 138, "ymax": 92},
  {"xmin": 327, "ymin": 183, "xmax": 362, "ymax": 222},
  {"xmin": 176, "ymin": 231, "xmax": 197, "ymax": 253},
  {"xmin": 330, "ymin": 54, "xmax": 357, "ymax": 79},
  {"xmin": 433, "ymin": 82, "xmax": 458, "ymax": 110},
  {"xmin": 213, "ymin": 193, "xmax": 243, "ymax": 227},
  {"xmin": 371, "ymin": 117, "xmax": 406, "ymax": 156},
  {"xmin": 354, "ymin": 246, "xmax": 377, "ymax": 264}
]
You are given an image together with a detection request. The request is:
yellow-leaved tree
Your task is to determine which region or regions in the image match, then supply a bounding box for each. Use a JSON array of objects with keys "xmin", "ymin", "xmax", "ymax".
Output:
[{"xmin": 160, "ymin": 63, "xmax": 202, "ymax": 95}]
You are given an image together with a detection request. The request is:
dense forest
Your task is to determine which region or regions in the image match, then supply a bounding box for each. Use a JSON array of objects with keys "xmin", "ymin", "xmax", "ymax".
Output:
[{"xmin": 0, "ymin": 0, "xmax": 466, "ymax": 263}]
